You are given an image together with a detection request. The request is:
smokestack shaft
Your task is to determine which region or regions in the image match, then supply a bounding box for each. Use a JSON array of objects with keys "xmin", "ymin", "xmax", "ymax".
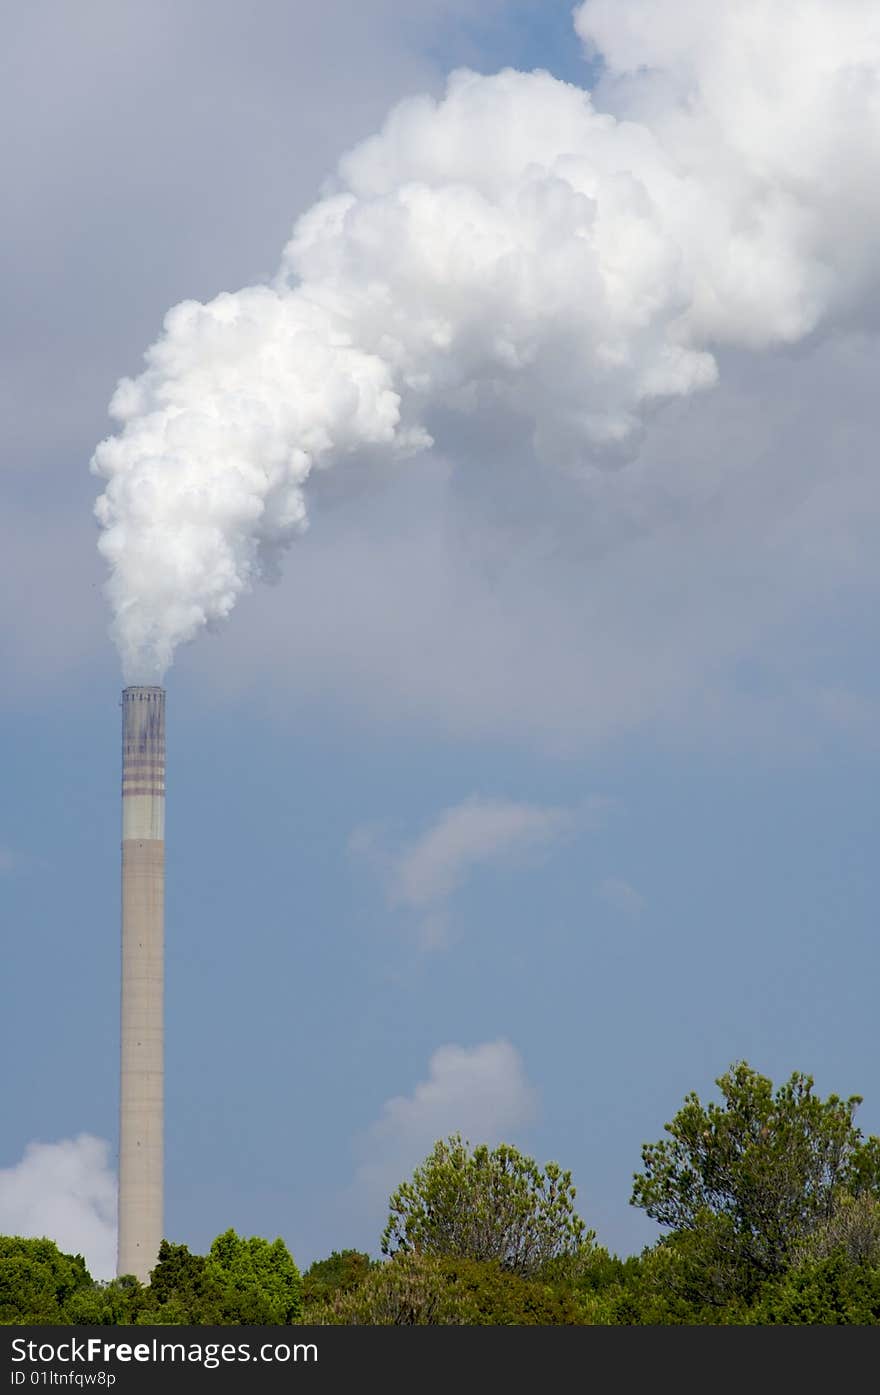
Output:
[{"xmin": 118, "ymin": 686, "xmax": 165, "ymax": 1281}]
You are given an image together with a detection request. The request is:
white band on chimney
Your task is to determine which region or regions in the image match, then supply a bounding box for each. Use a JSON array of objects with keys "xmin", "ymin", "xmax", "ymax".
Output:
[{"xmin": 122, "ymin": 794, "xmax": 165, "ymax": 841}]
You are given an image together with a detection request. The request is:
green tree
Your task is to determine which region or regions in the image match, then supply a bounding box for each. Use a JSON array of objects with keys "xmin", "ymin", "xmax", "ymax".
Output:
[
  {"xmin": 433, "ymin": 1257, "xmax": 591, "ymax": 1324},
  {"xmin": 631, "ymin": 1062, "xmax": 880, "ymax": 1302},
  {"xmin": 138, "ymin": 1240, "xmax": 211, "ymax": 1324},
  {"xmin": 586, "ymin": 1237, "xmax": 756, "ymax": 1325},
  {"xmin": 302, "ymin": 1250, "xmax": 373, "ymax": 1312},
  {"xmin": 148, "ymin": 1239, "xmax": 208, "ymax": 1304},
  {"xmin": 316, "ymin": 1252, "xmax": 592, "ymax": 1325},
  {"xmin": 316, "ymin": 1252, "xmax": 471, "ymax": 1325},
  {"xmin": 66, "ymin": 1275, "xmax": 147, "ymax": 1326},
  {"xmin": 382, "ymin": 1135, "xmax": 591, "ymax": 1277},
  {"xmin": 0, "ymin": 1237, "xmax": 92, "ymax": 1324},
  {"xmin": 746, "ymin": 1254, "xmax": 880, "ymax": 1325},
  {"xmin": 202, "ymin": 1229, "xmax": 302, "ymax": 1324},
  {"xmin": 140, "ymin": 1232, "xmax": 302, "ymax": 1324},
  {"xmin": 795, "ymin": 1192, "xmax": 880, "ymax": 1267}
]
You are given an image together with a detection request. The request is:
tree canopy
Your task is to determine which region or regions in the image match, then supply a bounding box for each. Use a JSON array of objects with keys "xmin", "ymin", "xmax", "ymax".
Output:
[
  {"xmin": 313, "ymin": 1252, "xmax": 591, "ymax": 1325},
  {"xmin": 302, "ymin": 1250, "xmax": 373, "ymax": 1309},
  {"xmin": 0, "ymin": 1237, "xmax": 91, "ymax": 1324},
  {"xmin": 381, "ymin": 1134, "xmax": 591, "ymax": 1277},
  {"xmin": 4, "ymin": 1060, "xmax": 880, "ymax": 1326},
  {"xmin": 204, "ymin": 1229, "xmax": 302, "ymax": 1324},
  {"xmin": 143, "ymin": 1231, "xmax": 302, "ymax": 1325},
  {"xmin": 631, "ymin": 1061, "xmax": 880, "ymax": 1301}
]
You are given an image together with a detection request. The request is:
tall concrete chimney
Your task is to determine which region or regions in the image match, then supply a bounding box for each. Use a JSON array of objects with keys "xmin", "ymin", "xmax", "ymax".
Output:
[{"xmin": 118, "ymin": 685, "xmax": 165, "ymax": 1282}]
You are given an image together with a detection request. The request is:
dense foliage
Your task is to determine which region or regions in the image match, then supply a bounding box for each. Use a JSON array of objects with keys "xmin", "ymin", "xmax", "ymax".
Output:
[
  {"xmin": 0, "ymin": 1231, "xmax": 301, "ymax": 1327},
  {"xmin": 630, "ymin": 1062, "xmax": 880, "ymax": 1305},
  {"xmin": 381, "ymin": 1135, "xmax": 591, "ymax": 1276},
  {"xmin": 3, "ymin": 1062, "xmax": 879, "ymax": 1325},
  {"xmin": 138, "ymin": 1231, "xmax": 302, "ymax": 1324},
  {"xmin": 301, "ymin": 1250, "xmax": 374, "ymax": 1309},
  {"xmin": 311, "ymin": 1252, "xmax": 592, "ymax": 1325},
  {"xmin": 0, "ymin": 1237, "xmax": 92, "ymax": 1324}
]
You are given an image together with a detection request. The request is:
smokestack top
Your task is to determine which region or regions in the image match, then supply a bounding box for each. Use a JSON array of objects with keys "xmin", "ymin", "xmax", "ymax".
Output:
[{"xmin": 122, "ymin": 686, "xmax": 165, "ymax": 811}]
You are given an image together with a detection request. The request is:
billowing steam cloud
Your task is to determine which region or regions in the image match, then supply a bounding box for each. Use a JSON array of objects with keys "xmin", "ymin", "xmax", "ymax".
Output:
[
  {"xmin": 0, "ymin": 1135, "xmax": 117, "ymax": 1281},
  {"xmin": 92, "ymin": 0, "xmax": 880, "ymax": 682}
]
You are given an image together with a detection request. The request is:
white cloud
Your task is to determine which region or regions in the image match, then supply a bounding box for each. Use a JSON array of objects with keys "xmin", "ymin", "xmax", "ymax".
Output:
[
  {"xmin": 353, "ymin": 1040, "xmax": 537, "ymax": 1213},
  {"xmin": 0, "ymin": 1136, "xmax": 117, "ymax": 1281},
  {"xmin": 390, "ymin": 796, "xmax": 571, "ymax": 909},
  {"xmin": 597, "ymin": 877, "xmax": 645, "ymax": 916},
  {"xmin": 350, "ymin": 795, "xmax": 578, "ymax": 948}
]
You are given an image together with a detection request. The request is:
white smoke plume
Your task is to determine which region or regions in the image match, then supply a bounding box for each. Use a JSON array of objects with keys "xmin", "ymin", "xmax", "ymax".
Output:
[
  {"xmin": 92, "ymin": 0, "xmax": 880, "ymax": 681},
  {"xmin": 0, "ymin": 1135, "xmax": 117, "ymax": 1281}
]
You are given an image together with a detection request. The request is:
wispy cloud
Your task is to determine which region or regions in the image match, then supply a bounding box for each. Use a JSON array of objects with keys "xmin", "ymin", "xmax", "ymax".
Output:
[
  {"xmin": 597, "ymin": 877, "xmax": 645, "ymax": 917},
  {"xmin": 351, "ymin": 794, "xmax": 589, "ymax": 948},
  {"xmin": 0, "ymin": 846, "xmax": 19, "ymax": 876},
  {"xmin": 0, "ymin": 1136, "xmax": 117, "ymax": 1280},
  {"xmin": 390, "ymin": 797, "xmax": 571, "ymax": 908}
]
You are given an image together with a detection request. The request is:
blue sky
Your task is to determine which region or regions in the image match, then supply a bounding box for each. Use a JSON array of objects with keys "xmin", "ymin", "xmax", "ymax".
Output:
[{"xmin": 2, "ymin": 0, "xmax": 880, "ymax": 1278}]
